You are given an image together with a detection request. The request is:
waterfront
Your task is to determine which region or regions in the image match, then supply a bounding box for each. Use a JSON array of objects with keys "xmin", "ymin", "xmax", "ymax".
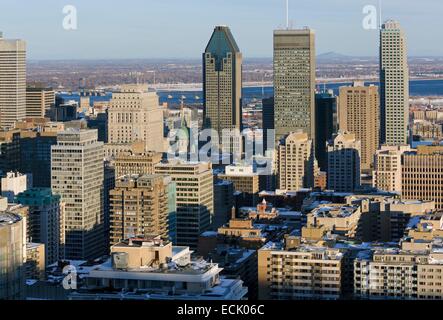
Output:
[{"xmin": 58, "ymin": 79, "xmax": 443, "ymax": 107}]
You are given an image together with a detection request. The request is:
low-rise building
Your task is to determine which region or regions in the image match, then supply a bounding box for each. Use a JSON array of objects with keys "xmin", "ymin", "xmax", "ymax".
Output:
[
  {"xmin": 218, "ymin": 164, "xmax": 260, "ymax": 207},
  {"xmin": 258, "ymin": 241, "xmax": 346, "ymax": 300},
  {"xmin": 69, "ymin": 236, "xmax": 248, "ymax": 300},
  {"xmin": 354, "ymin": 245, "xmax": 443, "ymax": 300}
]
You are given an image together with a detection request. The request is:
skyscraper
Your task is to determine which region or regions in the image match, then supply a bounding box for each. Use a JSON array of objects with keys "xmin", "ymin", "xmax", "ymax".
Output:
[
  {"xmin": 154, "ymin": 161, "xmax": 213, "ymax": 249},
  {"xmin": 203, "ymin": 26, "xmax": 242, "ymax": 153},
  {"xmin": 338, "ymin": 82, "xmax": 379, "ymax": 172},
  {"xmin": 19, "ymin": 130, "xmax": 58, "ymax": 188},
  {"xmin": 26, "ymin": 85, "xmax": 55, "ymax": 118},
  {"xmin": 108, "ymin": 85, "xmax": 165, "ymax": 153},
  {"xmin": 315, "ymin": 90, "xmax": 337, "ymax": 172},
  {"xmin": 380, "ymin": 20, "xmax": 409, "ymax": 146},
  {"xmin": 51, "ymin": 129, "xmax": 105, "ymax": 260},
  {"xmin": 273, "ymin": 28, "xmax": 316, "ymax": 144},
  {"xmin": 0, "ymin": 33, "xmax": 26, "ymax": 129},
  {"xmin": 327, "ymin": 131, "xmax": 361, "ymax": 193},
  {"xmin": 262, "ymin": 97, "xmax": 275, "ymax": 153},
  {"xmin": 278, "ymin": 131, "xmax": 314, "ymax": 191}
]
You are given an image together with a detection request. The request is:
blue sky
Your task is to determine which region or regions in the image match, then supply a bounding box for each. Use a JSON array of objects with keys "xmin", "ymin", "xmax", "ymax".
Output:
[{"xmin": 0, "ymin": 0, "xmax": 442, "ymax": 59}]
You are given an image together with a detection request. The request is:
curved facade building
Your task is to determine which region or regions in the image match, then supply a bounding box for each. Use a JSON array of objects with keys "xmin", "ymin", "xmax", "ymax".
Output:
[{"xmin": 0, "ymin": 212, "xmax": 25, "ymax": 300}]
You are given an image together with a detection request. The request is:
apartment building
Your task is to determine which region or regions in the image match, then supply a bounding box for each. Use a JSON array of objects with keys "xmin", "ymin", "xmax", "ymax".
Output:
[
  {"xmin": 258, "ymin": 241, "xmax": 345, "ymax": 300},
  {"xmin": 277, "ymin": 131, "xmax": 314, "ymax": 191},
  {"xmin": 109, "ymin": 174, "xmax": 176, "ymax": 245}
]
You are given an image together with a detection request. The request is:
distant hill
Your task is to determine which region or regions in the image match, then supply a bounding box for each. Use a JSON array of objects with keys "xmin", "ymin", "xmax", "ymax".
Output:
[{"xmin": 317, "ymin": 52, "xmax": 376, "ymax": 63}]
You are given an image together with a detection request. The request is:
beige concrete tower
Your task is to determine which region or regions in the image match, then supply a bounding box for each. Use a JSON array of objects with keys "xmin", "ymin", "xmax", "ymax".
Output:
[
  {"xmin": 380, "ymin": 20, "xmax": 409, "ymax": 146},
  {"xmin": 273, "ymin": 28, "xmax": 316, "ymax": 144},
  {"xmin": 108, "ymin": 85, "xmax": 165, "ymax": 153},
  {"xmin": 203, "ymin": 26, "xmax": 242, "ymax": 154},
  {"xmin": 338, "ymin": 82, "xmax": 379, "ymax": 172},
  {"xmin": 0, "ymin": 33, "xmax": 26, "ymax": 128},
  {"xmin": 278, "ymin": 131, "xmax": 314, "ymax": 191},
  {"xmin": 51, "ymin": 129, "xmax": 105, "ymax": 260}
]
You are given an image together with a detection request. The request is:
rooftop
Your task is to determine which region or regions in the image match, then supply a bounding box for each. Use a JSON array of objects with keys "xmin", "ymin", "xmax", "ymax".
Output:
[
  {"xmin": 311, "ymin": 204, "xmax": 358, "ymax": 218},
  {"xmin": 0, "ymin": 212, "xmax": 22, "ymax": 227}
]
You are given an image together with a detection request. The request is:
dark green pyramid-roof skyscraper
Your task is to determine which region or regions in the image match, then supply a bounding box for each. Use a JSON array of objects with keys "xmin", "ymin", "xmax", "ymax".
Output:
[{"xmin": 203, "ymin": 26, "xmax": 242, "ymax": 155}]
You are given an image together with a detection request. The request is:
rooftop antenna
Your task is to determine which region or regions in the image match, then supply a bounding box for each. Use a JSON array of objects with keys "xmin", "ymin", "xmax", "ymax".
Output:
[
  {"xmin": 286, "ymin": 0, "xmax": 289, "ymax": 29},
  {"xmin": 379, "ymin": 0, "xmax": 383, "ymax": 29}
]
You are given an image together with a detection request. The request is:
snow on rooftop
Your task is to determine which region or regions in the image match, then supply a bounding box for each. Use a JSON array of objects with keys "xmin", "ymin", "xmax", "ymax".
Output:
[{"xmin": 200, "ymin": 231, "xmax": 218, "ymax": 237}]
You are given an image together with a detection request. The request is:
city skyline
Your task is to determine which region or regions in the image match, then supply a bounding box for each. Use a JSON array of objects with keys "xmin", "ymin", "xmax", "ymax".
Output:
[
  {"xmin": 2, "ymin": 0, "xmax": 443, "ymax": 306},
  {"xmin": 1, "ymin": 0, "xmax": 443, "ymax": 60}
]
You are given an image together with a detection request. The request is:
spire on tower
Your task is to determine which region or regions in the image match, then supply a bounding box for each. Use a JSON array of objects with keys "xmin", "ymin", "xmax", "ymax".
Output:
[{"xmin": 286, "ymin": 0, "xmax": 289, "ymax": 29}]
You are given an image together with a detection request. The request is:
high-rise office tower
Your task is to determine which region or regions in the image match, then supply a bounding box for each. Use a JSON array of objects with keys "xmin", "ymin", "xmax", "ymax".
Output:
[
  {"xmin": 16, "ymin": 188, "xmax": 62, "ymax": 265},
  {"xmin": 26, "ymin": 85, "xmax": 55, "ymax": 118},
  {"xmin": 278, "ymin": 131, "xmax": 314, "ymax": 191},
  {"xmin": 87, "ymin": 112, "xmax": 108, "ymax": 143},
  {"xmin": 19, "ymin": 130, "xmax": 58, "ymax": 188},
  {"xmin": 327, "ymin": 131, "xmax": 361, "ymax": 192},
  {"xmin": 110, "ymin": 174, "xmax": 176, "ymax": 245},
  {"xmin": 402, "ymin": 146, "xmax": 443, "ymax": 210},
  {"xmin": 274, "ymin": 28, "xmax": 316, "ymax": 144},
  {"xmin": 103, "ymin": 162, "xmax": 115, "ymax": 252},
  {"xmin": 108, "ymin": 85, "xmax": 165, "ymax": 153},
  {"xmin": 213, "ymin": 179, "xmax": 234, "ymax": 229},
  {"xmin": 0, "ymin": 130, "xmax": 21, "ymax": 176},
  {"xmin": 0, "ymin": 33, "xmax": 26, "ymax": 129},
  {"xmin": 154, "ymin": 161, "xmax": 213, "ymax": 249},
  {"xmin": 262, "ymin": 97, "xmax": 275, "ymax": 153},
  {"xmin": 380, "ymin": 20, "xmax": 409, "ymax": 146},
  {"xmin": 0, "ymin": 212, "xmax": 25, "ymax": 300},
  {"xmin": 203, "ymin": 26, "xmax": 242, "ymax": 154},
  {"xmin": 51, "ymin": 129, "xmax": 105, "ymax": 260},
  {"xmin": 315, "ymin": 90, "xmax": 337, "ymax": 172},
  {"xmin": 338, "ymin": 83, "xmax": 379, "ymax": 172}
]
